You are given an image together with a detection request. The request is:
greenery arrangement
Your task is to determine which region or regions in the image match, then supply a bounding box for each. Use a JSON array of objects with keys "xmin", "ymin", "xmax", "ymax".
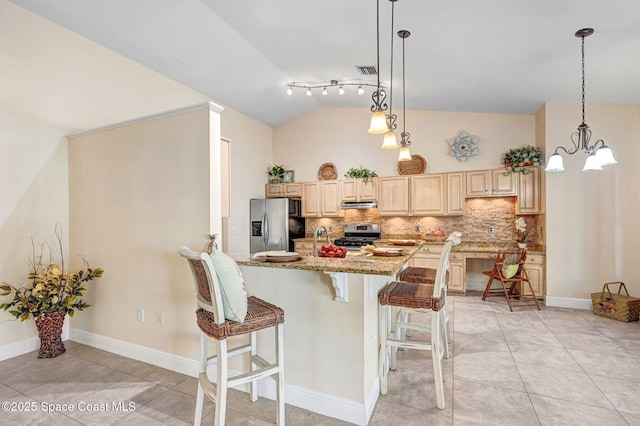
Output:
[
  {"xmin": 344, "ymin": 166, "xmax": 379, "ymax": 182},
  {"xmin": 502, "ymin": 145, "xmax": 544, "ymax": 175},
  {"xmin": 0, "ymin": 226, "xmax": 103, "ymax": 321},
  {"xmin": 268, "ymin": 164, "xmax": 285, "ymax": 178}
]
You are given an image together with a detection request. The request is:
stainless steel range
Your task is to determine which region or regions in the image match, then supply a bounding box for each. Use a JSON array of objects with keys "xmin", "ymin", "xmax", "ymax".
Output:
[{"xmin": 334, "ymin": 224, "xmax": 381, "ymax": 250}]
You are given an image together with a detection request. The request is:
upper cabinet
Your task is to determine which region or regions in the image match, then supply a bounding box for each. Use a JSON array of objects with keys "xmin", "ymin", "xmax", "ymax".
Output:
[
  {"xmin": 378, "ymin": 176, "xmax": 410, "ymax": 216},
  {"xmin": 340, "ymin": 178, "xmax": 378, "ymax": 202},
  {"xmin": 466, "ymin": 169, "xmax": 516, "ymax": 197},
  {"xmin": 378, "ymin": 173, "xmax": 464, "ymax": 216},
  {"xmin": 301, "ymin": 181, "xmax": 342, "ymax": 217},
  {"xmin": 516, "ymin": 167, "xmax": 543, "ymax": 214},
  {"xmin": 411, "ymin": 175, "xmax": 445, "ymax": 215},
  {"xmin": 265, "ymin": 182, "xmax": 302, "ymax": 198}
]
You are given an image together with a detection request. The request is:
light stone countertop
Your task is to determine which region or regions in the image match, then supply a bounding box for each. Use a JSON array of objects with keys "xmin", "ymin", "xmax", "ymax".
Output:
[{"xmin": 230, "ymin": 244, "xmax": 422, "ymax": 276}]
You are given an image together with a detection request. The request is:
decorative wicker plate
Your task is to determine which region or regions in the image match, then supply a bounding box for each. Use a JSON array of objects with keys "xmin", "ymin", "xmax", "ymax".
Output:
[
  {"xmin": 397, "ymin": 154, "xmax": 427, "ymax": 175},
  {"xmin": 317, "ymin": 162, "xmax": 338, "ymax": 180}
]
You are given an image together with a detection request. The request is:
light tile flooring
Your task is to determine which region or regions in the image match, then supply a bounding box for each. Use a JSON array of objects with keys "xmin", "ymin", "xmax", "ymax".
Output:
[{"xmin": 2, "ymin": 294, "xmax": 640, "ymax": 425}]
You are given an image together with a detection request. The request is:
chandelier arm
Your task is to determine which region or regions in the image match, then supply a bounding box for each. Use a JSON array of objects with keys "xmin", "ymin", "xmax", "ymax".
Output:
[
  {"xmin": 553, "ymin": 145, "xmax": 575, "ymax": 156},
  {"xmin": 590, "ymin": 139, "xmax": 606, "ymax": 152}
]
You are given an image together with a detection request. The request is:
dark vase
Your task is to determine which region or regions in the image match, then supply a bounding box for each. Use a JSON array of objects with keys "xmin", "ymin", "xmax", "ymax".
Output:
[{"xmin": 34, "ymin": 311, "xmax": 66, "ymax": 358}]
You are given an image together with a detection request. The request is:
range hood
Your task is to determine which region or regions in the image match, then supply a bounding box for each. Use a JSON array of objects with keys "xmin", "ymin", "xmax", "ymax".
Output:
[{"xmin": 340, "ymin": 201, "xmax": 378, "ymax": 209}]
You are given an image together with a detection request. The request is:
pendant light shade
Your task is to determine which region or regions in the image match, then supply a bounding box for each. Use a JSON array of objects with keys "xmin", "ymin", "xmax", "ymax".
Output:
[
  {"xmin": 381, "ymin": 130, "xmax": 398, "ymax": 149},
  {"xmin": 595, "ymin": 145, "xmax": 617, "ymax": 166},
  {"xmin": 369, "ymin": 111, "xmax": 389, "ymax": 134},
  {"xmin": 398, "ymin": 146, "xmax": 412, "ymax": 161},
  {"xmin": 544, "ymin": 153, "xmax": 565, "ymax": 172},
  {"xmin": 582, "ymin": 152, "xmax": 603, "ymax": 171}
]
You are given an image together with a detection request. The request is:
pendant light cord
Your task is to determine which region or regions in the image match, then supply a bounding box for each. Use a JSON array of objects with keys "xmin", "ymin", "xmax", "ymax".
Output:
[
  {"xmin": 581, "ymin": 34, "xmax": 586, "ymax": 125},
  {"xmin": 388, "ymin": 1, "xmax": 395, "ymax": 117}
]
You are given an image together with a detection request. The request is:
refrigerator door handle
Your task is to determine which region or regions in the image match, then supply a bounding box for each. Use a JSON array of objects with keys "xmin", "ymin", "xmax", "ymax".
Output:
[{"xmin": 263, "ymin": 214, "xmax": 269, "ymax": 249}]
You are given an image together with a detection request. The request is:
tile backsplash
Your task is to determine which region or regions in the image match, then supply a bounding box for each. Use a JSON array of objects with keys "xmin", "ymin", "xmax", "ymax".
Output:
[{"xmin": 305, "ymin": 197, "xmax": 543, "ymax": 245}]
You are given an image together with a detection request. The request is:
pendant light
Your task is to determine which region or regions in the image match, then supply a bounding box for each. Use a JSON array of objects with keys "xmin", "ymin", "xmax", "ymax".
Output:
[
  {"xmin": 368, "ymin": 0, "xmax": 389, "ymax": 134},
  {"xmin": 545, "ymin": 28, "xmax": 617, "ymax": 172},
  {"xmin": 381, "ymin": 0, "xmax": 399, "ymax": 149},
  {"xmin": 397, "ymin": 30, "xmax": 412, "ymax": 161}
]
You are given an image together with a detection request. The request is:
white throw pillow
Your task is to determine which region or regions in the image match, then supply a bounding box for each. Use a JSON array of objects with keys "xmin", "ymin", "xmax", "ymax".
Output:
[{"xmin": 209, "ymin": 252, "xmax": 248, "ymax": 323}]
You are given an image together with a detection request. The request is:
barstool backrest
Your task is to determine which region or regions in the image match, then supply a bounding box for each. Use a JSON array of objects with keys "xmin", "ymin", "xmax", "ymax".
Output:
[
  {"xmin": 433, "ymin": 233, "xmax": 462, "ymax": 297},
  {"xmin": 179, "ymin": 246, "xmax": 226, "ymax": 325}
]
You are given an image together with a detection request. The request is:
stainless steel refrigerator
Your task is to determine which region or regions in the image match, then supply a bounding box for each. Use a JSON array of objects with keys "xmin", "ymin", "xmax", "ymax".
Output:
[{"xmin": 250, "ymin": 198, "xmax": 305, "ymax": 253}]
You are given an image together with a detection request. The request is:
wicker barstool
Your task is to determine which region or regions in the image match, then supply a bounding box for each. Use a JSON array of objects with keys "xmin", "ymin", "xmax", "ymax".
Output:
[
  {"xmin": 179, "ymin": 247, "xmax": 285, "ymax": 426},
  {"xmin": 378, "ymin": 234, "xmax": 460, "ymax": 409}
]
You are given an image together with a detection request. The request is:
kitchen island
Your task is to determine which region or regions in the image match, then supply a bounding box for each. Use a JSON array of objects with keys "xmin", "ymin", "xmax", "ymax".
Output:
[{"xmin": 229, "ymin": 245, "xmax": 422, "ymax": 425}]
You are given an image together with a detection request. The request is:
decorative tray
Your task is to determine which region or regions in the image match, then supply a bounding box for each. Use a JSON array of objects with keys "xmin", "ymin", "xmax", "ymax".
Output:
[
  {"xmin": 317, "ymin": 162, "xmax": 338, "ymax": 180},
  {"xmin": 264, "ymin": 252, "xmax": 301, "ymax": 263},
  {"xmin": 388, "ymin": 239, "xmax": 418, "ymax": 246},
  {"xmin": 397, "ymin": 154, "xmax": 427, "ymax": 175},
  {"xmin": 371, "ymin": 248, "xmax": 405, "ymax": 257}
]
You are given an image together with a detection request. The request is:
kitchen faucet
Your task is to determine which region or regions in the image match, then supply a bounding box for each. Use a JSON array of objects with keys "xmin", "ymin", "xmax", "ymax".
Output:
[{"xmin": 312, "ymin": 225, "xmax": 331, "ymax": 257}]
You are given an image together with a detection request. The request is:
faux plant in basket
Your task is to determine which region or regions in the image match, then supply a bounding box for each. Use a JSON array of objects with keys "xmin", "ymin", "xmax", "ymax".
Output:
[
  {"xmin": 502, "ymin": 145, "xmax": 544, "ymax": 175},
  {"xmin": 0, "ymin": 225, "xmax": 103, "ymax": 358},
  {"xmin": 344, "ymin": 166, "xmax": 378, "ymax": 183}
]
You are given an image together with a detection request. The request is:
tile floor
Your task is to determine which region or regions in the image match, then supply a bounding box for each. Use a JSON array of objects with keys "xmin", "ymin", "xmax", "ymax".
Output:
[{"xmin": 1, "ymin": 294, "xmax": 640, "ymax": 425}]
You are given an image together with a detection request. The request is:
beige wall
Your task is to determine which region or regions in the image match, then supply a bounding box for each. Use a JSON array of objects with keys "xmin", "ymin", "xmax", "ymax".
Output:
[
  {"xmin": 274, "ymin": 107, "xmax": 536, "ymax": 181},
  {"xmin": 68, "ymin": 106, "xmax": 219, "ymax": 357},
  {"xmin": 543, "ymin": 103, "xmax": 640, "ymax": 299}
]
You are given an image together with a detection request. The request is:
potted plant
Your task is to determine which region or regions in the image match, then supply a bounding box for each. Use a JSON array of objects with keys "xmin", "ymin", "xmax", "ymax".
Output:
[
  {"xmin": 514, "ymin": 217, "xmax": 533, "ymax": 248},
  {"xmin": 344, "ymin": 166, "xmax": 379, "ymax": 183},
  {"xmin": 0, "ymin": 226, "xmax": 103, "ymax": 358},
  {"xmin": 268, "ymin": 164, "xmax": 285, "ymax": 183},
  {"xmin": 502, "ymin": 145, "xmax": 544, "ymax": 175}
]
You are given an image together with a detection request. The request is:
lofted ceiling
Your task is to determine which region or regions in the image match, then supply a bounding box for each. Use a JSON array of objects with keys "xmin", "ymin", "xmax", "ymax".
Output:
[{"xmin": 9, "ymin": 0, "xmax": 640, "ymax": 128}]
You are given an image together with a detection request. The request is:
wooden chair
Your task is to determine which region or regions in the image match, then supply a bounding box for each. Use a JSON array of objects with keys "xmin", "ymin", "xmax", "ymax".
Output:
[
  {"xmin": 378, "ymin": 233, "xmax": 461, "ymax": 409},
  {"xmin": 481, "ymin": 248, "xmax": 541, "ymax": 312},
  {"xmin": 179, "ymin": 247, "xmax": 285, "ymax": 426}
]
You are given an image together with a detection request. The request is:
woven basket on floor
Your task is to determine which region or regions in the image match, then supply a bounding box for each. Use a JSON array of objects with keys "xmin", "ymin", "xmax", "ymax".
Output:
[{"xmin": 591, "ymin": 282, "xmax": 640, "ymax": 322}]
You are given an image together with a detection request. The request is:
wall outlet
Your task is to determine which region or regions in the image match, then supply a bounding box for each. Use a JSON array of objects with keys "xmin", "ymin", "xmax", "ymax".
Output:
[
  {"xmin": 137, "ymin": 308, "xmax": 144, "ymax": 322},
  {"xmin": 156, "ymin": 311, "xmax": 164, "ymax": 327},
  {"xmin": 415, "ymin": 225, "xmax": 420, "ymax": 232},
  {"xmin": 329, "ymin": 225, "xmax": 333, "ymax": 232},
  {"xmin": 488, "ymin": 226, "xmax": 495, "ymax": 233}
]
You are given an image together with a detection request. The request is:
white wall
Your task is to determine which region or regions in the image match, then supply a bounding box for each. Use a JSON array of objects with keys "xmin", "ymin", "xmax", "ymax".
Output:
[
  {"xmin": 543, "ymin": 102, "xmax": 640, "ymax": 299},
  {"xmin": 274, "ymin": 106, "xmax": 536, "ymax": 181}
]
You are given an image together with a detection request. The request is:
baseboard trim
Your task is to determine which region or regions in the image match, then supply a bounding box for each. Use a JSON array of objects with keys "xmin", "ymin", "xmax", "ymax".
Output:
[
  {"xmin": 0, "ymin": 337, "xmax": 40, "ymax": 361},
  {"xmin": 69, "ymin": 328, "xmax": 371, "ymax": 425},
  {"xmin": 545, "ymin": 296, "xmax": 592, "ymax": 310}
]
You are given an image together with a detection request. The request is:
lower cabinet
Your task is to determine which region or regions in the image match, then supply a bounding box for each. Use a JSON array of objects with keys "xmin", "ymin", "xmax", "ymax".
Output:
[
  {"xmin": 293, "ymin": 240, "xmax": 313, "ymax": 257},
  {"xmin": 409, "ymin": 248, "xmax": 466, "ymax": 292},
  {"xmin": 523, "ymin": 253, "xmax": 545, "ymax": 299}
]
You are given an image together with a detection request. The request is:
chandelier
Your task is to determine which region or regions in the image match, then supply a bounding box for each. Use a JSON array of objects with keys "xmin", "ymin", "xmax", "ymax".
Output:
[{"xmin": 545, "ymin": 28, "xmax": 617, "ymax": 172}]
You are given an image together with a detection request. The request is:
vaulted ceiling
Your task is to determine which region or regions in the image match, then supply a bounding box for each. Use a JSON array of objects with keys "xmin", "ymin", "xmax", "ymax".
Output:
[{"xmin": 9, "ymin": 0, "xmax": 640, "ymax": 128}]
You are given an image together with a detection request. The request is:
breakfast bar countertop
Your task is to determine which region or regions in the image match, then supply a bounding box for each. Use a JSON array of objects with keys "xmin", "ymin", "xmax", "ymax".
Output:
[{"xmin": 230, "ymin": 243, "xmax": 422, "ymax": 276}]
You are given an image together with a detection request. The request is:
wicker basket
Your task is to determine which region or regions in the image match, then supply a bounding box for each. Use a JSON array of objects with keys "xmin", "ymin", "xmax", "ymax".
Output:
[{"xmin": 591, "ymin": 282, "xmax": 640, "ymax": 322}]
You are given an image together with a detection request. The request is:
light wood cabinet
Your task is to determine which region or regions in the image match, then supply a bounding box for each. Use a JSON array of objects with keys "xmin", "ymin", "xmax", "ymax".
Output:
[
  {"xmin": 516, "ymin": 167, "xmax": 542, "ymax": 214},
  {"xmin": 466, "ymin": 169, "xmax": 516, "ymax": 197},
  {"xmin": 380, "ymin": 174, "xmax": 464, "ymax": 216},
  {"xmin": 301, "ymin": 181, "xmax": 341, "ymax": 217},
  {"xmin": 378, "ymin": 176, "xmax": 410, "ymax": 216},
  {"xmin": 523, "ymin": 253, "xmax": 544, "ymax": 299},
  {"xmin": 408, "ymin": 247, "xmax": 466, "ymax": 292},
  {"xmin": 411, "ymin": 175, "xmax": 445, "ymax": 215},
  {"xmin": 445, "ymin": 172, "xmax": 465, "ymax": 215},
  {"xmin": 265, "ymin": 182, "xmax": 302, "ymax": 198},
  {"xmin": 293, "ymin": 240, "xmax": 313, "ymax": 257},
  {"xmin": 340, "ymin": 178, "xmax": 377, "ymax": 202}
]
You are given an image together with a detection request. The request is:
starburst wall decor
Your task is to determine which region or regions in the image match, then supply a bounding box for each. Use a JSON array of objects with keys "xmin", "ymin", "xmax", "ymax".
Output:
[{"xmin": 448, "ymin": 131, "xmax": 479, "ymax": 162}]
